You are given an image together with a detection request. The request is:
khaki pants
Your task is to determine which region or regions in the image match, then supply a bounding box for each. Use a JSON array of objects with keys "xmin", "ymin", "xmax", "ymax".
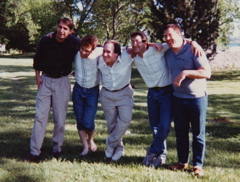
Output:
[
  {"xmin": 30, "ymin": 75, "xmax": 71, "ymax": 156},
  {"xmin": 100, "ymin": 86, "xmax": 134, "ymax": 148}
]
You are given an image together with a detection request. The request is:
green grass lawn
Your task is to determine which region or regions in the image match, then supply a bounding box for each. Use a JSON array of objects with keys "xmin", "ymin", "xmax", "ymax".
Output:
[{"xmin": 0, "ymin": 57, "xmax": 239, "ymax": 182}]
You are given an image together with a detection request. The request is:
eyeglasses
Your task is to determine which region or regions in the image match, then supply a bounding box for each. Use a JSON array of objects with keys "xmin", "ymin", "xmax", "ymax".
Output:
[{"xmin": 80, "ymin": 47, "xmax": 92, "ymax": 53}]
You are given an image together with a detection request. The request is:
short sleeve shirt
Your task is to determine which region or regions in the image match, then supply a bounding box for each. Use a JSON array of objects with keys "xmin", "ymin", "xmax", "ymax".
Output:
[
  {"xmin": 133, "ymin": 44, "xmax": 172, "ymax": 88},
  {"xmin": 165, "ymin": 43, "xmax": 210, "ymax": 98}
]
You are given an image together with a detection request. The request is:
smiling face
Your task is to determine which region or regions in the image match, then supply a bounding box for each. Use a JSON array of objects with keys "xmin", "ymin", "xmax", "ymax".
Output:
[
  {"xmin": 102, "ymin": 43, "xmax": 118, "ymax": 67},
  {"xmin": 163, "ymin": 27, "xmax": 183, "ymax": 49},
  {"xmin": 131, "ymin": 35, "xmax": 148, "ymax": 54},
  {"xmin": 56, "ymin": 20, "xmax": 72, "ymax": 42}
]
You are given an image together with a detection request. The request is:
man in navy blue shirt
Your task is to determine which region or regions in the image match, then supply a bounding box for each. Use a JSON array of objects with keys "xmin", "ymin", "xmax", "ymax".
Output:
[{"xmin": 164, "ymin": 24, "xmax": 211, "ymax": 176}]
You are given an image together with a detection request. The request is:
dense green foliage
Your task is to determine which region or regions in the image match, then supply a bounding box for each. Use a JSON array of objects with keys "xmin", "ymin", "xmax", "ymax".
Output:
[
  {"xmin": 0, "ymin": 0, "xmax": 239, "ymax": 52},
  {"xmin": 149, "ymin": 0, "xmax": 220, "ymax": 51},
  {"xmin": 81, "ymin": 0, "xmax": 149, "ymax": 45},
  {"xmin": 216, "ymin": 0, "xmax": 240, "ymax": 49}
]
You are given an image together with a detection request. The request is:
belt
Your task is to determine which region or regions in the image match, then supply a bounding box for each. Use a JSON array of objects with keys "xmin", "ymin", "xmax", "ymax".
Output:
[
  {"xmin": 76, "ymin": 83, "xmax": 99, "ymax": 90},
  {"xmin": 104, "ymin": 84, "xmax": 129, "ymax": 92},
  {"xmin": 42, "ymin": 72, "xmax": 65, "ymax": 78},
  {"xmin": 150, "ymin": 84, "xmax": 172, "ymax": 91}
]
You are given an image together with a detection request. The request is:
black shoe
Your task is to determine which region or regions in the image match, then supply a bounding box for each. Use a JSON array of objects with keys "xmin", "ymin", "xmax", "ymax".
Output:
[
  {"xmin": 53, "ymin": 151, "xmax": 62, "ymax": 159},
  {"xmin": 22, "ymin": 153, "xmax": 38, "ymax": 162}
]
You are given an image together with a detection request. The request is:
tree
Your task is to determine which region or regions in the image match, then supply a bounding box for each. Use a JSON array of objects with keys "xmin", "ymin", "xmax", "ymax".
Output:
[
  {"xmin": 79, "ymin": 0, "xmax": 148, "ymax": 45},
  {"xmin": 73, "ymin": 0, "xmax": 98, "ymax": 36},
  {"xmin": 0, "ymin": 0, "xmax": 8, "ymax": 43},
  {"xmin": 0, "ymin": 0, "xmax": 38, "ymax": 52},
  {"xmin": 0, "ymin": 0, "xmax": 76, "ymax": 52},
  {"xmin": 0, "ymin": 0, "xmax": 101, "ymax": 52},
  {"xmin": 216, "ymin": 0, "xmax": 240, "ymax": 49},
  {"xmin": 149, "ymin": 0, "xmax": 220, "ymax": 52}
]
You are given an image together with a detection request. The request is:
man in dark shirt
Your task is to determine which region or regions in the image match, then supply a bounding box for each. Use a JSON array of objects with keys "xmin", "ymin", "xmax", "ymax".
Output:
[{"xmin": 23, "ymin": 17, "xmax": 80, "ymax": 162}]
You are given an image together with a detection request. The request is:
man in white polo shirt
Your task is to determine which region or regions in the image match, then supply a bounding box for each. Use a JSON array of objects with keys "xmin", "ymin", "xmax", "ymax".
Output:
[{"xmin": 98, "ymin": 40, "xmax": 134, "ymax": 162}]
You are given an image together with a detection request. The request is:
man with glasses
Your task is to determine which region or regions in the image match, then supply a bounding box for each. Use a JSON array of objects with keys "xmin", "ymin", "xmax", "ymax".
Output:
[
  {"xmin": 72, "ymin": 35, "xmax": 102, "ymax": 156},
  {"xmin": 129, "ymin": 31, "xmax": 203, "ymax": 168},
  {"xmin": 130, "ymin": 31, "xmax": 172, "ymax": 168}
]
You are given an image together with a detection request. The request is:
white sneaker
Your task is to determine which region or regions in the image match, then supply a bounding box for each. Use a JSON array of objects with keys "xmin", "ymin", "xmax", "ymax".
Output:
[
  {"xmin": 105, "ymin": 145, "xmax": 114, "ymax": 158},
  {"xmin": 112, "ymin": 145, "xmax": 124, "ymax": 161}
]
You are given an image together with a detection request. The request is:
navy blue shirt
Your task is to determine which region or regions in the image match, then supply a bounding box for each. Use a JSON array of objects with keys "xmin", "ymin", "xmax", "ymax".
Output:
[
  {"xmin": 33, "ymin": 33, "xmax": 80, "ymax": 77},
  {"xmin": 165, "ymin": 42, "xmax": 210, "ymax": 98}
]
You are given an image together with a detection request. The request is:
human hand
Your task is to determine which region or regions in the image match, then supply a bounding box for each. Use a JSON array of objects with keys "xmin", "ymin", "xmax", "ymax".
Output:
[
  {"xmin": 148, "ymin": 43, "xmax": 163, "ymax": 52},
  {"xmin": 46, "ymin": 32, "xmax": 54, "ymax": 38},
  {"xmin": 126, "ymin": 46, "xmax": 137, "ymax": 58},
  {"xmin": 36, "ymin": 75, "xmax": 43, "ymax": 90},
  {"xmin": 191, "ymin": 41, "xmax": 204, "ymax": 57},
  {"xmin": 174, "ymin": 71, "xmax": 186, "ymax": 87}
]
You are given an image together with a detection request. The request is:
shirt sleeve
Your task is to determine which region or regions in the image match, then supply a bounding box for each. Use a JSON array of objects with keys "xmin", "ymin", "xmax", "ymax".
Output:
[
  {"xmin": 195, "ymin": 56, "xmax": 210, "ymax": 70},
  {"xmin": 162, "ymin": 43, "xmax": 170, "ymax": 53},
  {"xmin": 33, "ymin": 36, "xmax": 46, "ymax": 71}
]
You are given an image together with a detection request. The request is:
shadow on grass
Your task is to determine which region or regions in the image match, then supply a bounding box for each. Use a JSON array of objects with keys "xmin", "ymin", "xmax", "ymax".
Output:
[
  {"xmin": 208, "ymin": 94, "xmax": 240, "ymax": 122},
  {"xmin": 0, "ymin": 77, "xmax": 36, "ymax": 118},
  {"xmin": 0, "ymin": 64, "xmax": 33, "ymax": 73},
  {"xmin": 1, "ymin": 60, "xmax": 240, "ymax": 180},
  {"xmin": 0, "ymin": 53, "xmax": 34, "ymax": 59},
  {"xmin": 210, "ymin": 70, "xmax": 240, "ymax": 81},
  {"xmin": 207, "ymin": 123, "xmax": 240, "ymax": 139},
  {"xmin": 0, "ymin": 120, "xmax": 239, "ymax": 170},
  {"xmin": 0, "ymin": 159, "xmax": 42, "ymax": 182}
]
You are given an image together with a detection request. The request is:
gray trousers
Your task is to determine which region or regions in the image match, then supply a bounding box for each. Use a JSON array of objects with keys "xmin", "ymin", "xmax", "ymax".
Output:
[
  {"xmin": 30, "ymin": 75, "xmax": 71, "ymax": 156},
  {"xmin": 100, "ymin": 86, "xmax": 134, "ymax": 148}
]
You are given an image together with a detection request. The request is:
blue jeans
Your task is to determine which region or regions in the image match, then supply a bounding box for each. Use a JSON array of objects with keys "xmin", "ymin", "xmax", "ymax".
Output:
[
  {"xmin": 173, "ymin": 95, "xmax": 207, "ymax": 167},
  {"xmin": 148, "ymin": 85, "xmax": 173, "ymax": 156},
  {"xmin": 72, "ymin": 83, "xmax": 99, "ymax": 131}
]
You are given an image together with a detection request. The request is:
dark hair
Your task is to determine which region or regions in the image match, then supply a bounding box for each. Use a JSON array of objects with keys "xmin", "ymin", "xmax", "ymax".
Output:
[
  {"xmin": 57, "ymin": 17, "xmax": 74, "ymax": 30},
  {"xmin": 81, "ymin": 35, "xmax": 99, "ymax": 51},
  {"xmin": 103, "ymin": 40, "xmax": 121, "ymax": 55},
  {"xmin": 164, "ymin": 24, "xmax": 182, "ymax": 34},
  {"xmin": 130, "ymin": 31, "xmax": 148, "ymax": 43}
]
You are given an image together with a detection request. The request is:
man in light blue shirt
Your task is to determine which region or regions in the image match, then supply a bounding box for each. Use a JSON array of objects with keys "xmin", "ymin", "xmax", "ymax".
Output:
[
  {"xmin": 130, "ymin": 31, "xmax": 173, "ymax": 168},
  {"xmin": 98, "ymin": 40, "xmax": 134, "ymax": 162},
  {"xmin": 72, "ymin": 35, "xmax": 102, "ymax": 156}
]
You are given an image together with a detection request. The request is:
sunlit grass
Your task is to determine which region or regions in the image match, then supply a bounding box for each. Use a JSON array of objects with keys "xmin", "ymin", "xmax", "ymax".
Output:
[{"xmin": 0, "ymin": 57, "xmax": 240, "ymax": 182}]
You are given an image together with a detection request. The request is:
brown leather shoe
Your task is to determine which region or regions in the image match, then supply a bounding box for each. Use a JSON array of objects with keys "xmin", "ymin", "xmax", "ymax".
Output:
[
  {"xmin": 169, "ymin": 162, "xmax": 188, "ymax": 170},
  {"xmin": 22, "ymin": 153, "xmax": 38, "ymax": 162},
  {"xmin": 193, "ymin": 166, "xmax": 204, "ymax": 176}
]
